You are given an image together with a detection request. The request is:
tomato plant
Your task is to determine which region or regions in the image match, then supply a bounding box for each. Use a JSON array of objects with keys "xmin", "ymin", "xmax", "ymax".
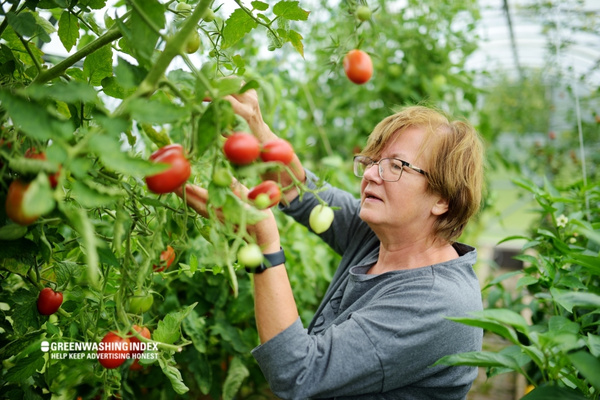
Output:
[
  {"xmin": 24, "ymin": 148, "xmax": 60, "ymax": 188},
  {"xmin": 145, "ymin": 144, "xmax": 191, "ymax": 194},
  {"xmin": 153, "ymin": 245, "xmax": 176, "ymax": 272},
  {"xmin": 129, "ymin": 325, "xmax": 151, "ymax": 357},
  {"xmin": 309, "ymin": 205, "xmax": 335, "ymax": 234},
  {"xmin": 356, "ymin": 5, "xmax": 372, "ymax": 21},
  {"xmin": 5, "ymin": 180, "xmax": 40, "ymax": 226},
  {"xmin": 223, "ymin": 132, "xmax": 261, "ymax": 165},
  {"xmin": 37, "ymin": 287, "xmax": 63, "ymax": 315},
  {"xmin": 343, "ymin": 49, "xmax": 373, "ymax": 84},
  {"xmin": 247, "ymin": 180, "xmax": 281, "ymax": 209},
  {"xmin": 98, "ymin": 332, "xmax": 131, "ymax": 369},
  {"xmin": 186, "ymin": 30, "xmax": 201, "ymax": 54},
  {"xmin": 260, "ymin": 139, "xmax": 294, "ymax": 165}
]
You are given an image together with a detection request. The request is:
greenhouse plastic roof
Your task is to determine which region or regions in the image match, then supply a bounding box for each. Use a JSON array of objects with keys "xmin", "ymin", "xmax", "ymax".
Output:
[{"xmin": 467, "ymin": 0, "xmax": 600, "ymax": 87}]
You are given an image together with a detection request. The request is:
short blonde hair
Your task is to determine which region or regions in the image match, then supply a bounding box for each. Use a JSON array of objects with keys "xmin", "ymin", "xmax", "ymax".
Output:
[{"xmin": 360, "ymin": 105, "xmax": 485, "ymax": 243}]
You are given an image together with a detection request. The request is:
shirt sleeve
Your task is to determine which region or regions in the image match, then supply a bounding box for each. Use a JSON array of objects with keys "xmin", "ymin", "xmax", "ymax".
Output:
[{"xmin": 279, "ymin": 169, "xmax": 367, "ymax": 256}]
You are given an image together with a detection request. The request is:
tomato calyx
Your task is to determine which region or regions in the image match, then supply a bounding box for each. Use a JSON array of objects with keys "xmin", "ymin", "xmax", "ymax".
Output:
[{"xmin": 145, "ymin": 144, "xmax": 191, "ymax": 194}]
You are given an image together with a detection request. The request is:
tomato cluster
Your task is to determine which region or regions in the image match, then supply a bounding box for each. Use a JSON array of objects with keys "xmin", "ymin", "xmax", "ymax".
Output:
[
  {"xmin": 153, "ymin": 245, "xmax": 176, "ymax": 272},
  {"xmin": 97, "ymin": 325, "xmax": 152, "ymax": 370},
  {"xmin": 223, "ymin": 133, "xmax": 294, "ymax": 166}
]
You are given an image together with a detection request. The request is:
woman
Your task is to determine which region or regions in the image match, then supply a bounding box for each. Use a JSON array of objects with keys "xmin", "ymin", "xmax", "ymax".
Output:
[{"xmin": 180, "ymin": 90, "xmax": 485, "ymax": 399}]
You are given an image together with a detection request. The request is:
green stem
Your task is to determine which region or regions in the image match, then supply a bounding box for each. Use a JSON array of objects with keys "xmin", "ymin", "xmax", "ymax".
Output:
[
  {"xmin": 32, "ymin": 26, "xmax": 123, "ymax": 85},
  {"xmin": 18, "ymin": 35, "xmax": 43, "ymax": 74}
]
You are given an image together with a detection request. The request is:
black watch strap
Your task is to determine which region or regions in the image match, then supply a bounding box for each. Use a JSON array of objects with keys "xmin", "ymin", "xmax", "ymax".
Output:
[{"xmin": 246, "ymin": 247, "xmax": 285, "ymax": 273}]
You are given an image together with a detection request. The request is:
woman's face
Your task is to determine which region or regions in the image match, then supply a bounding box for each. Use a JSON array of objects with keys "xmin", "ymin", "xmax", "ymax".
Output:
[{"xmin": 359, "ymin": 126, "xmax": 444, "ymax": 238}]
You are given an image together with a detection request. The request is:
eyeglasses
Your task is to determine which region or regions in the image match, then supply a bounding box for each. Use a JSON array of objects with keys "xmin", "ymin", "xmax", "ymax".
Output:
[{"xmin": 353, "ymin": 155, "xmax": 427, "ymax": 182}]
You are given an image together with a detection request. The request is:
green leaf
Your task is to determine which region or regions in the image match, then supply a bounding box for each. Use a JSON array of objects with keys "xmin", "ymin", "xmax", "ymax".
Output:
[
  {"xmin": 222, "ymin": 356, "xmax": 250, "ymax": 400},
  {"xmin": 0, "ymin": 90, "xmax": 74, "ymax": 140},
  {"xmin": 22, "ymin": 173, "xmax": 56, "ymax": 218},
  {"xmin": 25, "ymin": 81, "xmax": 98, "ymax": 104},
  {"xmin": 251, "ymin": 1, "xmax": 269, "ymax": 11},
  {"xmin": 126, "ymin": 97, "xmax": 188, "ymax": 124},
  {"xmin": 87, "ymin": 134, "xmax": 164, "ymax": 177},
  {"xmin": 551, "ymin": 288, "xmax": 600, "ymax": 313},
  {"xmin": 7, "ymin": 11, "xmax": 53, "ymax": 43},
  {"xmin": 433, "ymin": 350, "xmax": 522, "ymax": 369},
  {"xmin": 516, "ymin": 275, "xmax": 538, "ymax": 288},
  {"xmin": 521, "ymin": 386, "xmax": 588, "ymax": 400},
  {"xmin": 154, "ymin": 303, "xmax": 197, "ymax": 345},
  {"xmin": 0, "ymin": 224, "xmax": 28, "ymax": 241},
  {"xmin": 222, "ymin": 8, "xmax": 258, "ymax": 49},
  {"xmin": 128, "ymin": 0, "xmax": 165, "ymax": 65},
  {"xmin": 70, "ymin": 180, "xmax": 124, "ymax": 208},
  {"xmin": 183, "ymin": 311, "xmax": 207, "ymax": 354},
  {"xmin": 4, "ymin": 350, "xmax": 45, "ymax": 383},
  {"xmin": 469, "ymin": 308, "xmax": 530, "ymax": 334},
  {"xmin": 565, "ymin": 254, "xmax": 600, "ymax": 275},
  {"xmin": 158, "ymin": 355, "xmax": 190, "ymax": 395},
  {"xmin": 83, "ymin": 43, "xmax": 113, "ymax": 86},
  {"xmin": 287, "ymin": 29, "xmax": 305, "ymax": 57},
  {"xmin": 273, "ymin": 1, "xmax": 310, "ymax": 21},
  {"xmin": 61, "ymin": 204, "xmax": 100, "ymax": 289},
  {"xmin": 448, "ymin": 316, "xmax": 520, "ymax": 344},
  {"xmin": 196, "ymin": 100, "xmax": 232, "ymax": 155},
  {"xmin": 587, "ymin": 334, "xmax": 600, "ymax": 358},
  {"xmin": 57, "ymin": 11, "xmax": 79, "ymax": 52},
  {"xmin": 10, "ymin": 289, "xmax": 40, "ymax": 336}
]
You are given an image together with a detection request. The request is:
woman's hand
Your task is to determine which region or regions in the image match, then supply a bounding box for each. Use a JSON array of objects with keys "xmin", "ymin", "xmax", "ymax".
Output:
[
  {"xmin": 224, "ymin": 89, "xmax": 276, "ymax": 143},
  {"xmin": 175, "ymin": 183, "xmax": 281, "ymax": 251}
]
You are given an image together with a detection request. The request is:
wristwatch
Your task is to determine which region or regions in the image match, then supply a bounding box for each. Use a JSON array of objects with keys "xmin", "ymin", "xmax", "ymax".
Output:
[{"xmin": 245, "ymin": 247, "xmax": 286, "ymax": 273}]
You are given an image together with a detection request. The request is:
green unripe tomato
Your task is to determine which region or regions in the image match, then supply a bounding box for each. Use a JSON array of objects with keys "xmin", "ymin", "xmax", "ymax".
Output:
[
  {"xmin": 128, "ymin": 290, "xmax": 154, "ymax": 314},
  {"xmin": 186, "ymin": 30, "xmax": 201, "ymax": 54},
  {"xmin": 203, "ymin": 9, "xmax": 216, "ymax": 22},
  {"xmin": 175, "ymin": 2, "xmax": 192, "ymax": 15},
  {"xmin": 309, "ymin": 205, "xmax": 334, "ymax": 234},
  {"xmin": 253, "ymin": 193, "xmax": 272, "ymax": 210},
  {"xmin": 212, "ymin": 168, "xmax": 232, "ymax": 187},
  {"xmin": 238, "ymin": 244, "xmax": 263, "ymax": 267},
  {"xmin": 356, "ymin": 5, "xmax": 372, "ymax": 21}
]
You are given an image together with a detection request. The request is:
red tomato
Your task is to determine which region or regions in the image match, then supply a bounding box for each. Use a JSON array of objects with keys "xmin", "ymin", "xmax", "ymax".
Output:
[
  {"xmin": 98, "ymin": 331, "xmax": 130, "ymax": 369},
  {"xmin": 6, "ymin": 180, "xmax": 40, "ymax": 226},
  {"xmin": 343, "ymin": 49, "xmax": 373, "ymax": 84},
  {"xmin": 129, "ymin": 325, "xmax": 151, "ymax": 357},
  {"xmin": 145, "ymin": 144, "xmax": 191, "ymax": 194},
  {"xmin": 129, "ymin": 359, "xmax": 144, "ymax": 371},
  {"xmin": 25, "ymin": 148, "xmax": 60, "ymax": 188},
  {"xmin": 260, "ymin": 139, "xmax": 294, "ymax": 165},
  {"xmin": 223, "ymin": 133, "xmax": 261, "ymax": 165},
  {"xmin": 247, "ymin": 180, "xmax": 281, "ymax": 209},
  {"xmin": 153, "ymin": 245, "xmax": 176, "ymax": 272},
  {"xmin": 37, "ymin": 287, "xmax": 63, "ymax": 315}
]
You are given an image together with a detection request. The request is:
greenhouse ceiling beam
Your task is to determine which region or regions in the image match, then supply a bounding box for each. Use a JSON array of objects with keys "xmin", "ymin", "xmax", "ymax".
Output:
[{"xmin": 503, "ymin": 0, "xmax": 523, "ymax": 80}]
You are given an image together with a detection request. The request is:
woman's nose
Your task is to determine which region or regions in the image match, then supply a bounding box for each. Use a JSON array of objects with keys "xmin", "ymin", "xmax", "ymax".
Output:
[{"xmin": 362, "ymin": 162, "xmax": 382, "ymax": 182}]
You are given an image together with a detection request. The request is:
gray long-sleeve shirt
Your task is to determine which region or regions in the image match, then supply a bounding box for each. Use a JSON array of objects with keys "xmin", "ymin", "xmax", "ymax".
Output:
[{"xmin": 252, "ymin": 170, "xmax": 483, "ymax": 399}]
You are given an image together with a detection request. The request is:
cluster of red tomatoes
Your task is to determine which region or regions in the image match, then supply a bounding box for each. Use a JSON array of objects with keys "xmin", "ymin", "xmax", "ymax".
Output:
[{"xmin": 97, "ymin": 325, "xmax": 152, "ymax": 370}]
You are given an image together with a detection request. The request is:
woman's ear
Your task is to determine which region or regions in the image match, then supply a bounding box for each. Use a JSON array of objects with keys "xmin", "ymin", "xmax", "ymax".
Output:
[{"xmin": 431, "ymin": 197, "xmax": 449, "ymax": 216}]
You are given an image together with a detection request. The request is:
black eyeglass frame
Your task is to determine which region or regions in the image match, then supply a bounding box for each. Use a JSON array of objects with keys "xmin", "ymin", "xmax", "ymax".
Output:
[{"xmin": 353, "ymin": 155, "xmax": 428, "ymax": 182}]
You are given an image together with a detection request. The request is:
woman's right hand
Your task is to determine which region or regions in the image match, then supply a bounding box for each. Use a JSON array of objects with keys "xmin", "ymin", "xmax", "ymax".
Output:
[{"xmin": 224, "ymin": 89, "xmax": 276, "ymax": 143}]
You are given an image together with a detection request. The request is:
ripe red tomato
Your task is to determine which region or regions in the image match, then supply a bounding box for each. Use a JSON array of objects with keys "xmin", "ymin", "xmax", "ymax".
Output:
[
  {"xmin": 153, "ymin": 245, "xmax": 176, "ymax": 272},
  {"xmin": 37, "ymin": 287, "xmax": 63, "ymax": 315},
  {"xmin": 145, "ymin": 144, "xmax": 191, "ymax": 194},
  {"xmin": 223, "ymin": 133, "xmax": 261, "ymax": 165},
  {"xmin": 25, "ymin": 148, "xmax": 60, "ymax": 188},
  {"xmin": 98, "ymin": 331, "xmax": 130, "ymax": 369},
  {"xmin": 247, "ymin": 180, "xmax": 281, "ymax": 209},
  {"xmin": 260, "ymin": 139, "xmax": 294, "ymax": 165},
  {"xmin": 129, "ymin": 359, "xmax": 144, "ymax": 371},
  {"xmin": 129, "ymin": 325, "xmax": 151, "ymax": 357},
  {"xmin": 6, "ymin": 180, "xmax": 40, "ymax": 226},
  {"xmin": 343, "ymin": 49, "xmax": 373, "ymax": 85}
]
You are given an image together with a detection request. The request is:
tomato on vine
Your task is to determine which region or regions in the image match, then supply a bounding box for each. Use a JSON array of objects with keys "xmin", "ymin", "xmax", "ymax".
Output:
[
  {"xmin": 153, "ymin": 245, "xmax": 176, "ymax": 272},
  {"xmin": 356, "ymin": 5, "xmax": 372, "ymax": 21},
  {"xmin": 185, "ymin": 30, "xmax": 201, "ymax": 54},
  {"xmin": 145, "ymin": 144, "xmax": 191, "ymax": 194},
  {"xmin": 343, "ymin": 49, "xmax": 373, "ymax": 85},
  {"xmin": 6, "ymin": 180, "xmax": 40, "ymax": 226},
  {"xmin": 248, "ymin": 180, "xmax": 281, "ymax": 209},
  {"xmin": 260, "ymin": 139, "xmax": 294, "ymax": 165},
  {"xmin": 128, "ymin": 290, "xmax": 154, "ymax": 314},
  {"xmin": 237, "ymin": 244, "xmax": 263, "ymax": 267},
  {"xmin": 37, "ymin": 287, "xmax": 63, "ymax": 315},
  {"xmin": 212, "ymin": 167, "xmax": 233, "ymax": 187},
  {"xmin": 309, "ymin": 205, "xmax": 335, "ymax": 234},
  {"xmin": 25, "ymin": 148, "xmax": 60, "ymax": 188},
  {"xmin": 98, "ymin": 332, "xmax": 130, "ymax": 369},
  {"xmin": 223, "ymin": 132, "xmax": 261, "ymax": 165}
]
